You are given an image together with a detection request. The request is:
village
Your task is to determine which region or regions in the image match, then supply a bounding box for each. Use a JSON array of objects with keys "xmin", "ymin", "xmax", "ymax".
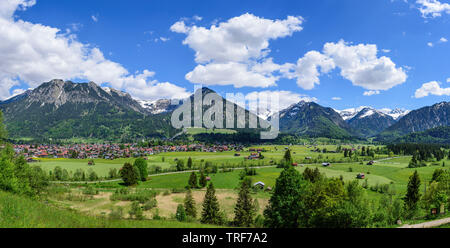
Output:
[{"xmin": 13, "ymin": 143, "xmax": 245, "ymax": 160}]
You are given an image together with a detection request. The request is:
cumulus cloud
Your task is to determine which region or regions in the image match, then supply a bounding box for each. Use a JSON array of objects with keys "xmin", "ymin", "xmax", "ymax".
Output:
[
  {"xmin": 171, "ymin": 13, "xmax": 304, "ymax": 88},
  {"xmin": 0, "ymin": 1, "xmax": 189, "ymax": 100},
  {"xmin": 414, "ymin": 81, "xmax": 450, "ymax": 98},
  {"xmin": 293, "ymin": 40, "xmax": 407, "ymax": 93},
  {"xmin": 332, "ymin": 97, "xmax": 342, "ymax": 100},
  {"xmin": 293, "ymin": 51, "xmax": 335, "ymax": 90},
  {"xmin": 416, "ymin": 0, "xmax": 450, "ymax": 18}
]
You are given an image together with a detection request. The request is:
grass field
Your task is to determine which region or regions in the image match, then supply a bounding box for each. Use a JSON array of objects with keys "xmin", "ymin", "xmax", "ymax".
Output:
[
  {"xmin": 29, "ymin": 145, "xmax": 449, "ymax": 225},
  {"xmin": 0, "ymin": 190, "xmax": 219, "ymax": 228},
  {"xmin": 35, "ymin": 144, "xmax": 390, "ymax": 177}
]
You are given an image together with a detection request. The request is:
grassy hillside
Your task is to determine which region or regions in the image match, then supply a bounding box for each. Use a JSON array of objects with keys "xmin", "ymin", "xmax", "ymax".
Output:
[{"xmin": 0, "ymin": 190, "xmax": 219, "ymax": 228}]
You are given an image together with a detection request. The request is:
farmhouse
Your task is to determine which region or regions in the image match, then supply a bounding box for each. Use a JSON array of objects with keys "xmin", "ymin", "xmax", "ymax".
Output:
[
  {"xmin": 253, "ymin": 181, "xmax": 265, "ymax": 189},
  {"xmin": 322, "ymin": 162, "xmax": 331, "ymax": 167}
]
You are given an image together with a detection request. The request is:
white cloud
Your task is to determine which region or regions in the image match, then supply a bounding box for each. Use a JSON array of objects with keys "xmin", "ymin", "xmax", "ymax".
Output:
[
  {"xmin": 186, "ymin": 62, "xmax": 279, "ymax": 88},
  {"xmin": 192, "ymin": 15, "xmax": 202, "ymax": 21},
  {"xmin": 331, "ymin": 97, "xmax": 342, "ymax": 100},
  {"xmin": 0, "ymin": 1, "xmax": 189, "ymax": 100},
  {"xmin": 382, "ymin": 49, "xmax": 391, "ymax": 53},
  {"xmin": 294, "ymin": 40, "xmax": 407, "ymax": 92},
  {"xmin": 363, "ymin": 90, "xmax": 381, "ymax": 96},
  {"xmin": 439, "ymin": 37, "xmax": 448, "ymax": 42},
  {"xmin": 159, "ymin": 37, "xmax": 170, "ymax": 42},
  {"xmin": 172, "ymin": 13, "xmax": 303, "ymax": 88},
  {"xmin": 416, "ymin": 0, "xmax": 450, "ymax": 18},
  {"xmin": 91, "ymin": 15, "xmax": 98, "ymax": 22},
  {"xmin": 427, "ymin": 42, "xmax": 434, "ymax": 47},
  {"xmin": 414, "ymin": 81, "xmax": 450, "ymax": 98},
  {"xmin": 447, "ymin": 78, "xmax": 450, "ymax": 82},
  {"xmin": 293, "ymin": 51, "xmax": 335, "ymax": 89}
]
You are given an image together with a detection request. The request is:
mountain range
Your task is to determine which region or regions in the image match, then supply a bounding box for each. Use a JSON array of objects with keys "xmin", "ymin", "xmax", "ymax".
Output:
[{"xmin": 0, "ymin": 79, "xmax": 449, "ymax": 143}]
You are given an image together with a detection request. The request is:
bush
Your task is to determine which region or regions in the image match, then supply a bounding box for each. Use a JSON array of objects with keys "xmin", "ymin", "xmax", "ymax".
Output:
[
  {"xmin": 142, "ymin": 198, "xmax": 158, "ymax": 211},
  {"xmin": 109, "ymin": 206, "xmax": 124, "ymax": 219},
  {"xmin": 82, "ymin": 185, "xmax": 99, "ymax": 195},
  {"xmin": 110, "ymin": 189, "xmax": 157, "ymax": 203},
  {"xmin": 128, "ymin": 201, "xmax": 144, "ymax": 220}
]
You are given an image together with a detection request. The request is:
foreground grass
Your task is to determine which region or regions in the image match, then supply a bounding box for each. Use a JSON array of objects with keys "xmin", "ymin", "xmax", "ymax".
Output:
[{"xmin": 0, "ymin": 191, "xmax": 220, "ymax": 228}]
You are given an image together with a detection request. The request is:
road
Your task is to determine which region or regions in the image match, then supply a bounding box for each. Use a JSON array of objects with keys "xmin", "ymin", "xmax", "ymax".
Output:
[{"xmin": 399, "ymin": 217, "xmax": 450, "ymax": 228}]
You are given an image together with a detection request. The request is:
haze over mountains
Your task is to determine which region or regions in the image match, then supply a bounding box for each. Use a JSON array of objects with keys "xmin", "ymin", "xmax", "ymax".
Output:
[{"xmin": 0, "ymin": 79, "xmax": 449, "ymax": 143}]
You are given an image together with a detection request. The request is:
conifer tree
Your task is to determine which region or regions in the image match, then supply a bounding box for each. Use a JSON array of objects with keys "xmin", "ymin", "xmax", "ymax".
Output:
[
  {"xmin": 184, "ymin": 189, "xmax": 197, "ymax": 218},
  {"xmin": 201, "ymin": 182, "xmax": 223, "ymax": 225},
  {"xmin": 199, "ymin": 171, "xmax": 207, "ymax": 188},
  {"xmin": 404, "ymin": 170, "xmax": 421, "ymax": 215},
  {"xmin": 188, "ymin": 172, "xmax": 198, "ymax": 189},
  {"xmin": 187, "ymin": 157, "xmax": 193, "ymax": 169},
  {"xmin": 233, "ymin": 178, "xmax": 256, "ymax": 227},
  {"xmin": 176, "ymin": 204, "xmax": 187, "ymax": 222}
]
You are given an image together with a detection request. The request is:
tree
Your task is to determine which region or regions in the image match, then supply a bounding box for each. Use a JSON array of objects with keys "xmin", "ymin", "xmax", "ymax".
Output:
[
  {"xmin": 233, "ymin": 178, "xmax": 256, "ymax": 227},
  {"xmin": 264, "ymin": 166, "xmax": 306, "ymax": 228},
  {"xmin": 199, "ymin": 171, "xmax": 207, "ymax": 188},
  {"xmin": 129, "ymin": 201, "xmax": 144, "ymax": 220},
  {"xmin": 120, "ymin": 162, "xmax": 139, "ymax": 186},
  {"xmin": 431, "ymin": 168, "xmax": 445, "ymax": 183},
  {"xmin": 283, "ymin": 149, "xmax": 292, "ymax": 164},
  {"xmin": 134, "ymin": 158, "xmax": 148, "ymax": 181},
  {"xmin": 176, "ymin": 160, "xmax": 185, "ymax": 171},
  {"xmin": 176, "ymin": 204, "xmax": 187, "ymax": 222},
  {"xmin": 187, "ymin": 157, "xmax": 193, "ymax": 169},
  {"xmin": 201, "ymin": 182, "xmax": 223, "ymax": 225},
  {"xmin": 404, "ymin": 170, "xmax": 421, "ymax": 216},
  {"xmin": 188, "ymin": 172, "xmax": 198, "ymax": 189},
  {"xmin": 184, "ymin": 189, "xmax": 197, "ymax": 218},
  {"xmin": 88, "ymin": 169, "xmax": 98, "ymax": 181},
  {"xmin": 0, "ymin": 111, "xmax": 7, "ymax": 142}
]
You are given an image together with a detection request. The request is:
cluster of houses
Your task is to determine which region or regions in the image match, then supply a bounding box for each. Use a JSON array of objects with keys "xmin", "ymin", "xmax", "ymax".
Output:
[{"xmin": 13, "ymin": 143, "xmax": 245, "ymax": 160}]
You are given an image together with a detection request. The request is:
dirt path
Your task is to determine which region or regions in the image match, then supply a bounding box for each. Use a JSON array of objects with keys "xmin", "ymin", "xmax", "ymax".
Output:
[{"xmin": 399, "ymin": 217, "xmax": 450, "ymax": 228}]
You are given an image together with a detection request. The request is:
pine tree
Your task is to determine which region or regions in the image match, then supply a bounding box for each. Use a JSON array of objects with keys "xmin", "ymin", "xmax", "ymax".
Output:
[
  {"xmin": 233, "ymin": 178, "xmax": 255, "ymax": 227},
  {"xmin": 176, "ymin": 204, "xmax": 187, "ymax": 222},
  {"xmin": 201, "ymin": 182, "xmax": 223, "ymax": 225},
  {"xmin": 188, "ymin": 172, "xmax": 198, "ymax": 189},
  {"xmin": 199, "ymin": 171, "xmax": 207, "ymax": 188},
  {"xmin": 283, "ymin": 149, "xmax": 292, "ymax": 163},
  {"xmin": 404, "ymin": 170, "xmax": 421, "ymax": 214},
  {"xmin": 187, "ymin": 157, "xmax": 193, "ymax": 169},
  {"xmin": 264, "ymin": 166, "xmax": 305, "ymax": 228},
  {"xmin": 184, "ymin": 189, "xmax": 197, "ymax": 218}
]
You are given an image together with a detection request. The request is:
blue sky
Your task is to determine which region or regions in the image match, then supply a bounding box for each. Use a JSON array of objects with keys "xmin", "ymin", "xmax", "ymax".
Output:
[{"xmin": 1, "ymin": 0, "xmax": 449, "ymax": 111}]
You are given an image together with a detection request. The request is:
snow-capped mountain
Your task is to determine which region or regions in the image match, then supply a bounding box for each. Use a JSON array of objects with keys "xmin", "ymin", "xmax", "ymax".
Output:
[
  {"xmin": 137, "ymin": 99, "xmax": 180, "ymax": 115},
  {"xmin": 378, "ymin": 108, "xmax": 410, "ymax": 120},
  {"xmin": 336, "ymin": 106, "xmax": 410, "ymax": 121},
  {"xmin": 347, "ymin": 107, "xmax": 397, "ymax": 137},
  {"xmin": 335, "ymin": 106, "xmax": 370, "ymax": 121}
]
